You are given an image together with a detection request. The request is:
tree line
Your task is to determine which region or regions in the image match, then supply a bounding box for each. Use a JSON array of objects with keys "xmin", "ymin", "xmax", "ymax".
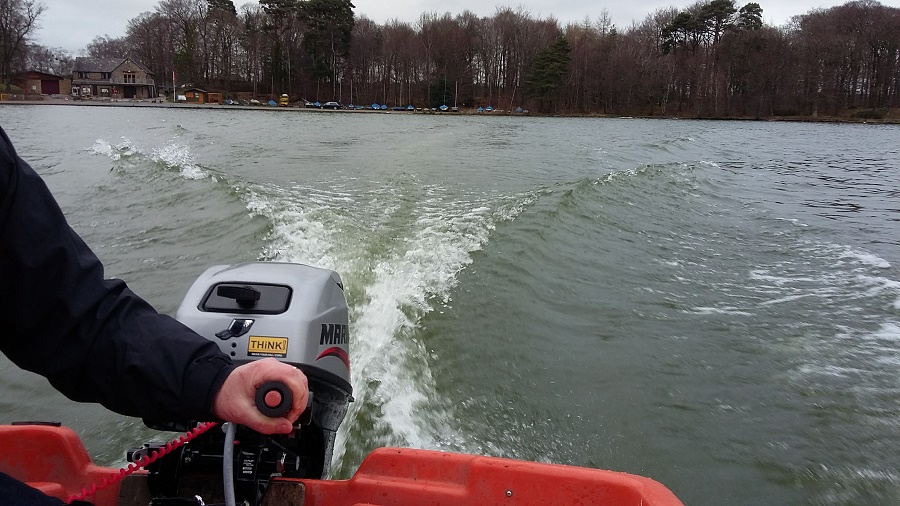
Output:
[{"xmin": 4, "ymin": 0, "xmax": 899, "ymax": 117}]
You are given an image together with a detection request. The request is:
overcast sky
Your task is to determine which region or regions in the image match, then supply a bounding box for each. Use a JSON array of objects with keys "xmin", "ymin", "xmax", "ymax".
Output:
[{"xmin": 35, "ymin": 0, "xmax": 900, "ymax": 54}]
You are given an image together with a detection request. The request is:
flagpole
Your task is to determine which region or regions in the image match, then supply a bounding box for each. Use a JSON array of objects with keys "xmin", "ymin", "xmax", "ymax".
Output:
[{"xmin": 172, "ymin": 69, "xmax": 176, "ymax": 103}]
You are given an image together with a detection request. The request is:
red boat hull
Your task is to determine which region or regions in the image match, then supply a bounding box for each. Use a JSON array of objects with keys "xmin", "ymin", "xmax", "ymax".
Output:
[{"xmin": 0, "ymin": 424, "xmax": 683, "ymax": 505}]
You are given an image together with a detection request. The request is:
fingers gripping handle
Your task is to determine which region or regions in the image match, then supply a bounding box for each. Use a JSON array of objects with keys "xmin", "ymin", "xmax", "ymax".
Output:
[{"xmin": 255, "ymin": 381, "xmax": 293, "ymax": 418}]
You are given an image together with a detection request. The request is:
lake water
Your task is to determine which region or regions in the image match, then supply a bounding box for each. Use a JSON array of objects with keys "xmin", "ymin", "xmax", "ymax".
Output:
[{"xmin": 1, "ymin": 105, "xmax": 899, "ymax": 505}]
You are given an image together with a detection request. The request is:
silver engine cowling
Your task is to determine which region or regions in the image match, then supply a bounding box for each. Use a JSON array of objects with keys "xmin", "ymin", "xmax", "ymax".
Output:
[
  {"xmin": 132, "ymin": 262, "xmax": 352, "ymax": 505},
  {"xmin": 176, "ymin": 262, "xmax": 351, "ymax": 399}
]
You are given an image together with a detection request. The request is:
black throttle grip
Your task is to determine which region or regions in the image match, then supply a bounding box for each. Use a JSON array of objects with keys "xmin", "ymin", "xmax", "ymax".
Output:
[{"xmin": 255, "ymin": 381, "xmax": 293, "ymax": 418}]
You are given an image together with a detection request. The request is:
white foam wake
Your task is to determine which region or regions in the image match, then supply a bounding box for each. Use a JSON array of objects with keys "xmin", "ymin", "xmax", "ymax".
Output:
[
  {"xmin": 88, "ymin": 137, "xmax": 213, "ymax": 181},
  {"xmin": 239, "ymin": 181, "xmax": 534, "ymax": 471}
]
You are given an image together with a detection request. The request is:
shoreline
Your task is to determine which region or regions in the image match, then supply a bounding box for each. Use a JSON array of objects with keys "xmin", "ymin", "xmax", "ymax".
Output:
[{"xmin": 2, "ymin": 97, "xmax": 898, "ymax": 125}]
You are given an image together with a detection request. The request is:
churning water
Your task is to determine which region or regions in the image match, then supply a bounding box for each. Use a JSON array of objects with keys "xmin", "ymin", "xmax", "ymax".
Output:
[{"xmin": 1, "ymin": 104, "xmax": 899, "ymax": 504}]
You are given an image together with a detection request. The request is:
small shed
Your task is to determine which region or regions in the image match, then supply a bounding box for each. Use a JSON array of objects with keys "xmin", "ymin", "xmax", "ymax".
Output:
[
  {"xmin": 182, "ymin": 88, "xmax": 208, "ymax": 104},
  {"xmin": 15, "ymin": 71, "xmax": 70, "ymax": 96}
]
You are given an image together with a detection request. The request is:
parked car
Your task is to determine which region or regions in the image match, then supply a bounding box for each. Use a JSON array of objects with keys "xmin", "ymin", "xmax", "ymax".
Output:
[{"xmin": 322, "ymin": 101, "xmax": 342, "ymax": 109}]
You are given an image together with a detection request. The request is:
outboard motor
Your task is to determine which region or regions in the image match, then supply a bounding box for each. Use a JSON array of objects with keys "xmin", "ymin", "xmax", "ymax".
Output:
[{"xmin": 129, "ymin": 262, "xmax": 352, "ymax": 506}]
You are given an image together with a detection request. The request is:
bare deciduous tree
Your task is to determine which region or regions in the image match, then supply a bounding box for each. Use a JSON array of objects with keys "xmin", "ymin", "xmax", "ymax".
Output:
[
  {"xmin": 24, "ymin": 0, "xmax": 898, "ymax": 115},
  {"xmin": 0, "ymin": 0, "xmax": 44, "ymax": 90}
]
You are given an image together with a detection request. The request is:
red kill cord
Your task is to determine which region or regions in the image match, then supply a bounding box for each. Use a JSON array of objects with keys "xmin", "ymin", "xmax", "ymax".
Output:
[{"xmin": 66, "ymin": 421, "xmax": 219, "ymax": 504}]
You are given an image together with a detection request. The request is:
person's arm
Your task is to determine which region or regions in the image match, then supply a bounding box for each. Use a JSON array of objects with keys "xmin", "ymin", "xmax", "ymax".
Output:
[
  {"xmin": 0, "ymin": 126, "xmax": 234, "ymax": 421},
  {"xmin": 0, "ymin": 127, "xmax": 308, "ymax": 433}
]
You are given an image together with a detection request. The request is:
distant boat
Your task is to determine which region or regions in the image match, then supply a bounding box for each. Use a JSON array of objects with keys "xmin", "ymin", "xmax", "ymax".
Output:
[
  {"xmin": 268, "ymin": 99, "xmax": 277, "ymax": 106},
  {"xmin": 439, "ymin": 104, "xmax": 449, "ymax": 111},
  {"xmin": 477, "ymin": 106, "xmax": 484, "ymax": 112},
  {"xmin": 407, "ymin": 104, "xmax": 414, "ymax": 110},
  {"xmin": 372, "ymin": 103, "xmax": 380, "ymax": 110},
  {"xmin": 485, "ymin": 106, "xmax": 493, "ymax": 112},
  {"xmin": 380, "ymin": 104, "xmax": 388, "ymax": 110}
]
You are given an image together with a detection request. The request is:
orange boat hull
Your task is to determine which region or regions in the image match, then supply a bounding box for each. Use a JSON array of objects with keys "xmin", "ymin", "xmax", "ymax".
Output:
[{"xmin": 0, "ymin": 424, "xmax": 683, "ymax": 505}]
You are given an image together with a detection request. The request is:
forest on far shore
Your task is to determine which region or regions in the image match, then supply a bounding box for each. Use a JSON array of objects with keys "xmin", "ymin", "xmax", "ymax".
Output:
[{"xmin": 4, "ymin": 0, "xmax": 900, "ymax": 119}]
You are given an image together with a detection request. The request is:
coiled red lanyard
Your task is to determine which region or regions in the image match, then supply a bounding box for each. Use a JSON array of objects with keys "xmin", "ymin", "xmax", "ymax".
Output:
[{"xmin": 66, "ymin": 421, "xmax": 219, "ymax": 504}]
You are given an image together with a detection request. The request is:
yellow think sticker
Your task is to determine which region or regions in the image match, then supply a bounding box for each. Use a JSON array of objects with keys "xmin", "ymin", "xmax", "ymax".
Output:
[{"xmin": 247, "ymin": 336, "xmax": 289, "ymax": 358}]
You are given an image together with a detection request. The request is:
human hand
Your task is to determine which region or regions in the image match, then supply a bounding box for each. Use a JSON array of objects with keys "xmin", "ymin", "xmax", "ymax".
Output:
[{"xmin": 213, "ymin": 358, "xmax": 309, "ymax": 434}]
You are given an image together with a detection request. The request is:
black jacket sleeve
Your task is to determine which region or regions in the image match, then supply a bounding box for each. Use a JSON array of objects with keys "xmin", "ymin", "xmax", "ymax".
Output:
[{"xmin": 0, "ymin": 126, "xmax": 236, "ymax": 422}]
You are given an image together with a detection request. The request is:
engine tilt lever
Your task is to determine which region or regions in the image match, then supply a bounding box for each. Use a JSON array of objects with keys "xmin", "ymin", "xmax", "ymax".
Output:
[{"xmin": 215, "ymin": 318, "xmax": 254, "ymax": 340}]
